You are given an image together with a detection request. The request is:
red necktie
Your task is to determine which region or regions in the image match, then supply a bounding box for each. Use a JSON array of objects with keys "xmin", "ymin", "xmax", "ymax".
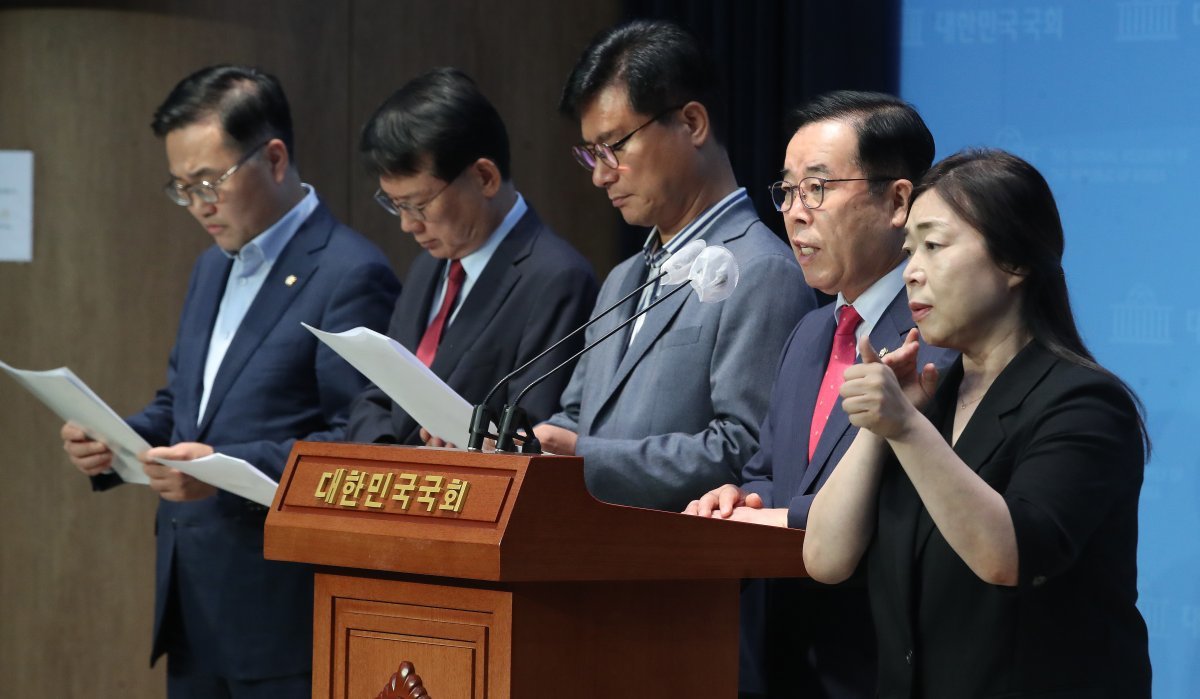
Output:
[
  {"xmin": 416, "ymin": 260, "xmax": 466, "ymax": 367},
  {"xmin": 808, "ymin": 305, "xmax": 863, "ymax": 460}
]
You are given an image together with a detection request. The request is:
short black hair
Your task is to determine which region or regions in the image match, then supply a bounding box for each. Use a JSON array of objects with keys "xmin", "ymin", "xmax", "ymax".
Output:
[
  {"xmin": 559, "ymin": 20, "xmax": 727, "ymax": 145},
  {"xmin": 790, "ymin": 91, "xmax": 934, "ymax": 186},
  {"xmin": 360, "ymin": 67, "xmax": 511, "ymax": 182},
  {"xmin": 151, "ymin": 64, "xmax": 295, "ymax": 160}
]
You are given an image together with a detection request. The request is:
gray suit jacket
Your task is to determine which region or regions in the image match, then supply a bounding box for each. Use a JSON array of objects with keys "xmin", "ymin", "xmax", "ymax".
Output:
[{"xmin": 545, "ymin": 195, "xmax": 815, "ymax": 511}]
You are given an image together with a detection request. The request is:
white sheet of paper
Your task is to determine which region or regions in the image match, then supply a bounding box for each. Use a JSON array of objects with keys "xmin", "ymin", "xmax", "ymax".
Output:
[
  {"xmin": 0, "ymin": 359, "xmax": 150, "ymax": 484},
  {"xmin": 0, "ymin": 150, "xmax": 34, "ymax": 262},
  {"xmin": 156, "ymin": 453, "xmax": 278, "ymax": 507},
  {"xmin": 304, "ymin": 324, "xmax": 473, "ymax": 446}
]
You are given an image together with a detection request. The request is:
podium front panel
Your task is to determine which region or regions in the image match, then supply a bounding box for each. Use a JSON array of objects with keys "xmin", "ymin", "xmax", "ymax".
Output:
[{"xmin": 316, "ymin": 572, "xmax": 511, "ymax": 699}]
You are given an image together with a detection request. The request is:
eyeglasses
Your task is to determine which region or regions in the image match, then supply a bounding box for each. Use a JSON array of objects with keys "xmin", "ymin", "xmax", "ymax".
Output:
[
  {"xmin": 373, "ymin": 170, "xmax": 462, "ymax": 221},
  {"xmin": 769, "ymin": 176, "xmax": 900, "ymax": 211},
  {"xmin": 163, "ymin": 141, "xmax": 269, "ymax": 207},
  {"xmin": 571, "ymin": 105, "xmax": 685, "ymax": 171}
]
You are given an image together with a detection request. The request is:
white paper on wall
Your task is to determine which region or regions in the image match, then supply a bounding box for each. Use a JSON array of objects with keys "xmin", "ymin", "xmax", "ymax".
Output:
[{"xmin": 0, "ymin": 150, "xmax": 33, "ymax": 263}]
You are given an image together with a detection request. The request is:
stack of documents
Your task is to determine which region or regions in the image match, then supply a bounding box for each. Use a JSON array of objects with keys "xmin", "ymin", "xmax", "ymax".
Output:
[
  {"xmin": 1, "ymin": 360, "xmax": 151, "ymax": 485},
  {"xmin": 1, "ymin": 360, "xmax": 277, "ymax": 506},
  {"xmin": 4, "ymin": 325, "xmax": 477, "ymax": 505}
]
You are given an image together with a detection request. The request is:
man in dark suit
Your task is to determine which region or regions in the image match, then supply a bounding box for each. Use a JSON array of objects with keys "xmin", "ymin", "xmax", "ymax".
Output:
[
  {"xmin": 533, "ymin": 20, "xmax": 814, "ymax": 513},
  {"xmin": 61, "ymin": 65, "xmax": 400, "ymax": 698},
  {"xmin": 686, "ymin": 92, "xmax": 954, "ymax": 698},
  {"xmin": 346, "ymin": 68, "xmax": 597, "ymax": 445}
]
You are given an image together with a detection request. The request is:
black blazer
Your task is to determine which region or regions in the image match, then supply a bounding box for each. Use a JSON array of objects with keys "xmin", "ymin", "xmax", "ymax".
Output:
[
  {"xmin": 738, "ymin": 288, "xmax": 956, "ymax": 698},
  {"xmin": 347, "ymin": 205, "xmax": 597, "ymax": 445},
  {"xmin": 870, "ymin": 342, "xmax": 1150, "ymax": 699}
]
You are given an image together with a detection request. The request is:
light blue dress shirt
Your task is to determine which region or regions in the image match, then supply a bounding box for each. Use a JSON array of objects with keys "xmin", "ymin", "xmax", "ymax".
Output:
[
  {"xmin": 197, "ymin": 185, "xmax": 320, "ymax": 423},
  {"xmin": 424, "ymin": 193, "xmax": 528, "ymax": 327},
  {"xmin": 833, "ymin": 260, "xmax": 907, "ymax": 356}
]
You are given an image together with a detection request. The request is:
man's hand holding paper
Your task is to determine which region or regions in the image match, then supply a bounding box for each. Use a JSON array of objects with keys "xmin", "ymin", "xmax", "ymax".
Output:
[
  {"xmin": 61, "ymin": 421, "xmax": 115, "ymax": 476},
  {"xmin": 142, "ymin": 442, "xmax": 218, "ymax": 502}
]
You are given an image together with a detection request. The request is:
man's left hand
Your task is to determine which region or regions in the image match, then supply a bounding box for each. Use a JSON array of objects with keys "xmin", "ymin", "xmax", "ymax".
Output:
[
  {"xmin": 726, "ymin": 504, "xmax": 789, "ymax": 528},
  {"xmin": 141, "ymin": 442, "xmax": 218, "ymax": 502},
  {"xmin": 418, "ymin": 427, "xmax": 458, "ymax": 449}
]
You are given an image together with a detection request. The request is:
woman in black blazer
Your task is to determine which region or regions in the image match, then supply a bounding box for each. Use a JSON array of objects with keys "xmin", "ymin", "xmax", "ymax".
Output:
[{"xmin": 803, "ymin": 149, "xmax": 1151, "ymax": 699}]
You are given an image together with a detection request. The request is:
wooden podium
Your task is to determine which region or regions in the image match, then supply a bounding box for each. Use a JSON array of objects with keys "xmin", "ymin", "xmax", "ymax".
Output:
[{"xmin": 264, "ymin": 442, "xmax": 807, "ymax": 698}]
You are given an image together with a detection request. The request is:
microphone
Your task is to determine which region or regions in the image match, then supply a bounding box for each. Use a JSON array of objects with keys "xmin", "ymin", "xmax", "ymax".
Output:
[
  {"xmin": 687, "ymin": 244, "xmax": 740, "ymax": 303},
  {"xmin": 494, "ymin": 245, "xmax": 740, "ymax": 453},
  {"xmin": 466, "ymin": 239, "xmax": 707, "ymax": 451}
]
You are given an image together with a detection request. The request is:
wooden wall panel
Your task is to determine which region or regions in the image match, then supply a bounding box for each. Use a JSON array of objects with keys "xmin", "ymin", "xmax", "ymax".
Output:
[
  {"xmin": 0, "ymin": 1, "xmax": 619, "ymax": 696},
  {"xmin": 0, "ymin": 5, "xmax": 351, "ymax": 697}
]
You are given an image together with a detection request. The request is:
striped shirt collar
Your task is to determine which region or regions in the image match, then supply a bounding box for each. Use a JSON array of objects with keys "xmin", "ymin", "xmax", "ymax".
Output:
[{"xmin": 640, "ymin": 187, "xmax": 749, "ymax": 268}]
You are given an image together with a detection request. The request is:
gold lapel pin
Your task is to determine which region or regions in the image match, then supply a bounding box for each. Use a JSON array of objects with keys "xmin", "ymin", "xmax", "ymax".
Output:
[{"xmin": 285, "ymin": 274, "xmax": 297, "ymax": 287}]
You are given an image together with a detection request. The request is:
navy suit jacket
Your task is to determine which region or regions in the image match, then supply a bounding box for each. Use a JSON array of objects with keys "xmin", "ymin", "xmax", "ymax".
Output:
[
  {"xmin": 347, "ymin": 205, "xmax": 597, "ymax": 445},
  {"xmin": 740, "ymin": 288, "xmax": 956, "ymax": 698},
  {"xmin": 96, "ymin": 203, "xmax": 400, "ymax": 679}
]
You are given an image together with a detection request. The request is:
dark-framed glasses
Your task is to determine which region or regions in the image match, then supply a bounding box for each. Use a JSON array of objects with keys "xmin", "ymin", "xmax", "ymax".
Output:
[
  {"xmin": 163, "ymin": 141, "xmax": 270, "ymax": 207},
  {"xmin": 768, "ymin": 176, "xmax": 901, "ymax": 211},
  {"xmin": 373, "ymin": 170, "xmax": 462, "ymax": 222},
  {"xmin": 571, "ymin": 104, "xmax": 686, "ymax": 171}
]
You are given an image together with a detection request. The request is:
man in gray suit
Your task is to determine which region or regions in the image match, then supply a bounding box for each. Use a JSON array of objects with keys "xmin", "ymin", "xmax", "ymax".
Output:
[{"xmin": 533, "ymin": 20, "xmax": 815, "ymax": 513}]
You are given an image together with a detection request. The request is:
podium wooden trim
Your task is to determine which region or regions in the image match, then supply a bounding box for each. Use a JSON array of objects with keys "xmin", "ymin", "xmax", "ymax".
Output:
[{"xmin": 264, "ymin": 442, "xmax": 806, "ymax": 698}]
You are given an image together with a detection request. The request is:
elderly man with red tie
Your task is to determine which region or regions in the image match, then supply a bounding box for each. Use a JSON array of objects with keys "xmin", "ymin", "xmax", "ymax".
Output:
[{"xmin": 686, "ymin": 91, "xmax": 956, "ymax": 698}]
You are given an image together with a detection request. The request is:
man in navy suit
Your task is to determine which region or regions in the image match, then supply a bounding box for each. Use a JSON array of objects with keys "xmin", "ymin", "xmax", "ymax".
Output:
[
  {"xmin": 686, "ymin": 92, "xmax": 954, "ymax": 698},
  {"xmin": 346, "ymin": 68, "xmax": 597, "ymax": 446},
  {"xmin": 61, "ymin": 65, "xmax": 400, "ymax": 698}
]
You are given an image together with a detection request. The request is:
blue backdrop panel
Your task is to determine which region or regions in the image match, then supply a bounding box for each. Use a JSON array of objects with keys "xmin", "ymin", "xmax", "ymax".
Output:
[{"xmin": 900, "ymin": 1, "xmax": 1199, "ymax": 695}]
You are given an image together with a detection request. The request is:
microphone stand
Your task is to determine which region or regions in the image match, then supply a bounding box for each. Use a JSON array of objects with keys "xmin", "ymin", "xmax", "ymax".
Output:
[
  {"xmin": 466, "ymin": 268, "xmax": 672, "ymax": 451},
  {"xmin": 494, "ymin": 281, "xmax": 694, "ymax": 453}
]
